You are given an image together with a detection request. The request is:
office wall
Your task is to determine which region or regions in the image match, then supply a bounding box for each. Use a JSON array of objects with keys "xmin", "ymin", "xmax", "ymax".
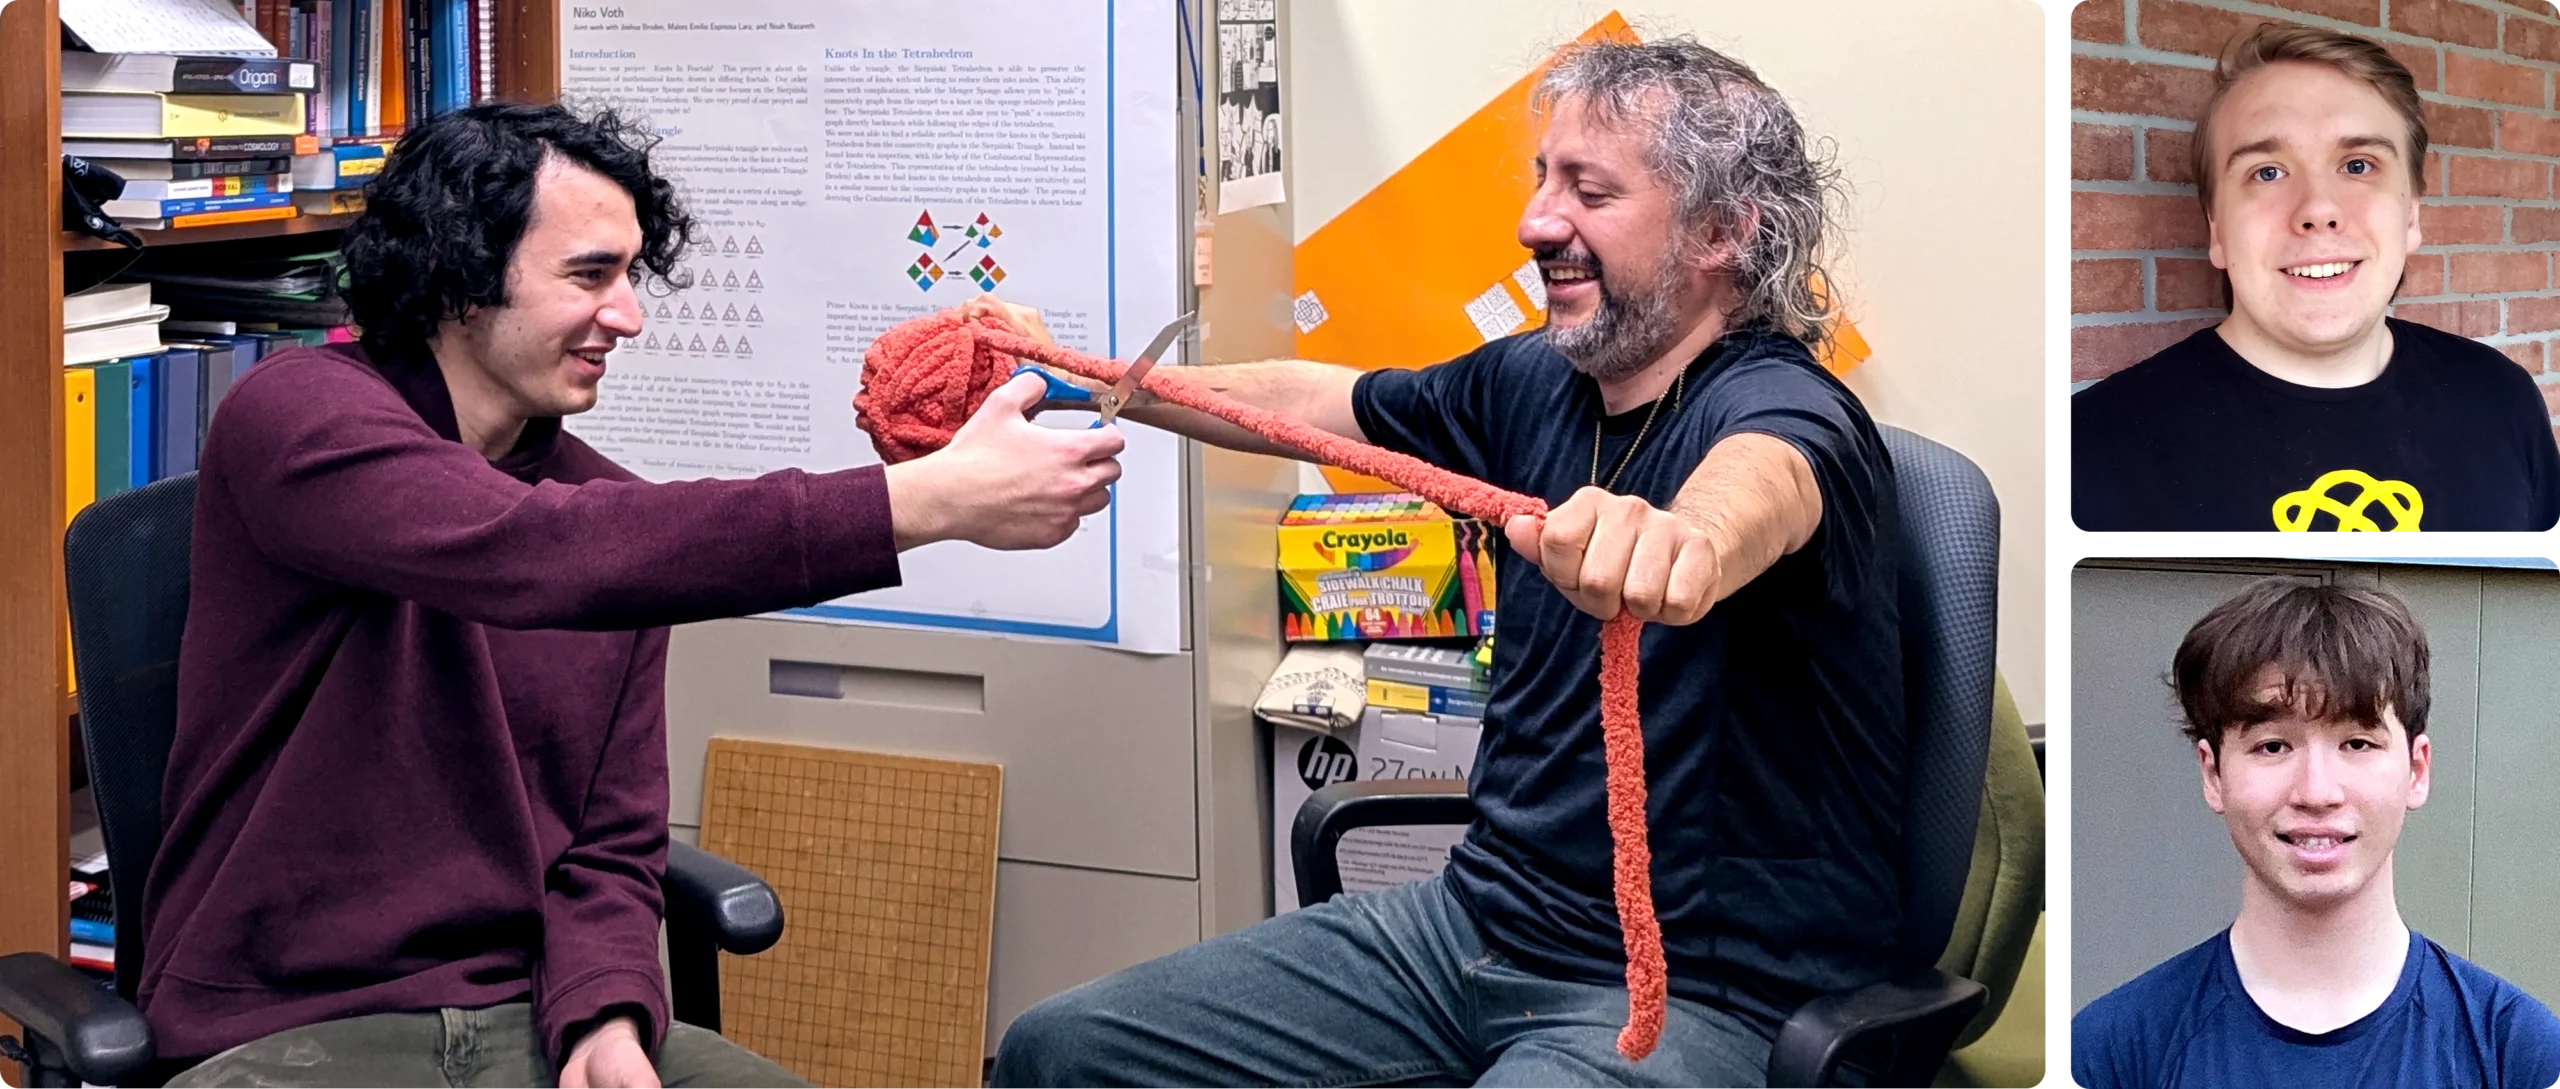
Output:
[
  {"xmin": 2072, "ymin": 561, "xmax": 2560, "ymax": 1012},
  {"xmin": 1287, "ymin": 0, "xmax": 2050, "ymax": 721}
]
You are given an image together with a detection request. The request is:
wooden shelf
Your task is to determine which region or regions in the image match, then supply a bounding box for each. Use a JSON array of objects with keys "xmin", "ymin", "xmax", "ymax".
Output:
[{"xmin": 61, "ymin": 212, "xmax": 358, "ymax": 253}]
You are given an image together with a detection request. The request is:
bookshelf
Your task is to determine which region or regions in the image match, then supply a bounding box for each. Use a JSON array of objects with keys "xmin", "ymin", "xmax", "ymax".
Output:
[{"xmin": 0, "ymin": 0, "xmax": 562, "ymax": 990}]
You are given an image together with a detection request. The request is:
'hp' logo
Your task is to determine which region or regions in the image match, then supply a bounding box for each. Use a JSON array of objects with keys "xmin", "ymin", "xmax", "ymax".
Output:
[{"xmin": 1296, "ymin": 735, "xmax": 1357, "ymax": 791}]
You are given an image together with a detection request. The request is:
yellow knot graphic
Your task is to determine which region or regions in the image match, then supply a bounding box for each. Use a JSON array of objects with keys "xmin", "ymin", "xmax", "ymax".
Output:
[{"xmin": 2272, "ymin": 470, "xmax": 2423, "ymax": 532}]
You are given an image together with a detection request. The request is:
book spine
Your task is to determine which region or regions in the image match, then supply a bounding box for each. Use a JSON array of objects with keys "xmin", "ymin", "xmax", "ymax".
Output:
[
  {"xmin": 311, "ymin": 0, "xmax": 335, "ymax": 137},
  {"xmin": 444, "ymin": 0, "xmax": 467, "ymax": 113},
  {"xmin": 409, "ymin": 0, "xmax": 430, "ymax": 121},
  {"xmin": 167, "ymin": 205, "xmax": 300, "ymax": 229},
  {"xmin": 150, "ymin": 190, "xmax": 295, "ymax": 217},
  {"xmin": 350, "ymin": 0, "xmax": 373, "ymax": 137},
  {"xmin": 163, "ymin": 156, "xmax": 292, "ymax": 179},
  {"xmin": 169, "ymin": 135, "xmax": 303, "ymax": 160},
  {"xmin": 168, "ymin": 57, "xmax": 313, "ymax": 94}
]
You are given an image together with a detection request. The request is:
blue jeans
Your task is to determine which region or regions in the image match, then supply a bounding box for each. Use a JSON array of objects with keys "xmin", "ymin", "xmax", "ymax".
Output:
[{"xmin": 990, "ymin": 875, "xmax": 1772, "ymax": 1087}]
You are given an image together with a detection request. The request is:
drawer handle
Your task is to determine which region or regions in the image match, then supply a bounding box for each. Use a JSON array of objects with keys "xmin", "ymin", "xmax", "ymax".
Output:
[{"xmin": 768, "ymin": 659, "xmax": 987, "ymax": 714}]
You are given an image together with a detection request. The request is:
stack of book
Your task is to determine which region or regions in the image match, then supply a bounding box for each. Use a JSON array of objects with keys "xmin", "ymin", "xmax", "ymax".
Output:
[
  {"xmin": 61, "ymin": 51, "xmax": 314, "ymax": 231},
  {"xmin": 58, "ymin": 0, "xmax": 510, "ymax": 233}
]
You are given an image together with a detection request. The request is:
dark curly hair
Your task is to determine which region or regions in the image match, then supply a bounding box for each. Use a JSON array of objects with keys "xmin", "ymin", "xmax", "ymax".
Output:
[{"xmin": 341, "ymin": 101, "xmax": 695, "ymax": 355}]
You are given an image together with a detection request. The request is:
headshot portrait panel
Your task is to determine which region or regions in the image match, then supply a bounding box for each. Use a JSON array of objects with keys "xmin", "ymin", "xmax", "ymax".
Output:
[
  {"xmin": 2070, "ymin": 559, "xmax": 2560, "ymax": 1088},
  {"xmin": 2069, "ymin": 10, "xmax": 2560, "ymax": 532}
]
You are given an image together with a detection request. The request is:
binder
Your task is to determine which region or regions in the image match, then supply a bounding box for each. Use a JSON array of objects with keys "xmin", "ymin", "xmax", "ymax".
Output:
[
  {"xmin": 89, "ymin": 360, "xmax": 133, "ymax": 503},
  {"xmin": 63, "ymin": 367, "xmax": 96, "ymax": 697},
  {"xmin": 128, "ymin": 353, "xmax": 158, "ymax": 489},
  {"xmin": 170, "ymin": 340, "xmax": 238, "ymax": 452},
  {"xmin": 63, "ymin": 367, "xmax": 96, "ymax": 525},
  {"xmin": 156, "ymin": 347, "xmax": 202, "ymax": 479}
]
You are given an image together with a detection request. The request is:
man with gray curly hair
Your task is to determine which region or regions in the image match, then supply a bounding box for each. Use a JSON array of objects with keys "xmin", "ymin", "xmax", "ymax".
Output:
[{"xmin": 977, "ymin": 33, "xmax": 1904, "ymax": 1087}]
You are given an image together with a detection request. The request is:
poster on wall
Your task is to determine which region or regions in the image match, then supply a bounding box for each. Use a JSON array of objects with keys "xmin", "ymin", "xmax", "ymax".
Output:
[
  {"xmin": 559, "ymin": 0, "xmax": 1183, "ymax": 654},
  {"xmin": 1214, "ymin": 0, "xmax": 1282, "ymax": 212}
]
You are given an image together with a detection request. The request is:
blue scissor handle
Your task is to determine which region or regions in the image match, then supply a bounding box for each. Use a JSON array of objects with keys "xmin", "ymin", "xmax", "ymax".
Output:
[{"xmin": 1010, "ymin": 364, "xmax": 1107, "ymax": 429}]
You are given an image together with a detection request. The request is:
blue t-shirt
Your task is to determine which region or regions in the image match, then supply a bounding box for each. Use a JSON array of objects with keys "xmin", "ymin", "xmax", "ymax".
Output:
[
  {"xmin": 1350, "ymin": 324, "xmax": 1904, "ymax": 1032},
  {"xmin": 2073, "ymin": 928, "xmax": 2560, "ymax": 1089}
]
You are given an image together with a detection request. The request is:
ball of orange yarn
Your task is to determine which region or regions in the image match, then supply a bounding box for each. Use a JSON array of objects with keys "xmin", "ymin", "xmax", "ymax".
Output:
[{"xmin": 855, "ymin": 310, "xmax": 1021, "ymax": 463}]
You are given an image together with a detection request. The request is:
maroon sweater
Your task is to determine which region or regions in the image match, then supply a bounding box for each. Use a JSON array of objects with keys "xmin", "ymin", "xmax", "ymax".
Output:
[{"xmin": 140, "ymin": 343, "xmax": 900, "ymax": 1065}]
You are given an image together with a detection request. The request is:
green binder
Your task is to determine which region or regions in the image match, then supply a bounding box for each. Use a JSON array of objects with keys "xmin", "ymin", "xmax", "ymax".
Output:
[{"xmin": 86, "ymin": 359, "xmax": 132, "ymax": 502}]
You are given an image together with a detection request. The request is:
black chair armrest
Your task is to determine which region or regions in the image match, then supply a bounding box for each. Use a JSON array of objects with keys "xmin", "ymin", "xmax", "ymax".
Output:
[
  {"xmin": 1767, "ymin": 968, "xmax": 1986, "ymax": 1087},
  {"xmin": 1290, "ymin": 779, "xmax": 1476, "ymax": 905},
  {"xmin": 0, "ymin": 952, "xmax": 154, "ymax": 1087},
  {"xmin": 665, "ymin": 840, "xmax": 783, "ymax": 956}
]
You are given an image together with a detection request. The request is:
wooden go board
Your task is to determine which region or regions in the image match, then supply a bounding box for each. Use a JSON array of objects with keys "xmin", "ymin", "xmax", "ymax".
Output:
[{"xmin": 697, "ymin": 738, "xmax": 1004, "ymax": 1087}]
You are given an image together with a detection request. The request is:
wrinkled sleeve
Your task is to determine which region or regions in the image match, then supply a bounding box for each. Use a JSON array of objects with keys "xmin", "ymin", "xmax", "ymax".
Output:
[
  {"xmin": 1696, "ymin": 356, "xmax": 1889, "ymax": 612},
  {"xmin": 208, "ymin": 356, "xmax": 900, "ymax": 631},
  {"xmin": 534, "ymin": 627, "xmax": 674, "ymax": 1067},
  {"xmin": 1349, "ymin": 340, "xmax": 1509, "ymax": 482}
]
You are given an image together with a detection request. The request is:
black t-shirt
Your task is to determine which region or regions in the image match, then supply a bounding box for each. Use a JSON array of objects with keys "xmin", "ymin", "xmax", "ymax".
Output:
[
  {"xmin": 1351, "ymin": 324, "xmax": 1905, "ymax": 1033},
  {"xmin": 2073, "ymin": 319, "xmax": 2560, "ymax": 531}
]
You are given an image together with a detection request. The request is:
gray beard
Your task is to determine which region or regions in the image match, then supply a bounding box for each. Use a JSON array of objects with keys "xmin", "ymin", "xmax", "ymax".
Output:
[{"xmin": 1544, "ymin": 258, "xmax": 1685, "ymax": 383}]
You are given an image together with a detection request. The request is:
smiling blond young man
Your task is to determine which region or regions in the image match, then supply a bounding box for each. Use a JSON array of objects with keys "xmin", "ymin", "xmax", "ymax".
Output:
[
  {"xmin": 2073, "ymin": 23, "xmax": 2560, "ymax": 531},
  {"xmin": 2073, "ymin": 579, "xmax": 2560, "ymax": 1088}
]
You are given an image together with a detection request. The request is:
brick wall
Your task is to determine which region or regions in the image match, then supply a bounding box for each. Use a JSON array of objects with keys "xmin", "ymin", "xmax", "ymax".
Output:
[{"xmin": 2072, "ymin": 0, "xmax": 2560, "ymax": 439}]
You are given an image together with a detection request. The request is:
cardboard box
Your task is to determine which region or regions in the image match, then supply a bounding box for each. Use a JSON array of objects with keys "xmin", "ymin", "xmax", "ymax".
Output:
[
  {"xmin": 1277, "ymin": 493, "xmax": 1497, "ymax": 642},
  {"xmin": 1270, "ymin": 705, "xmax": 1482, "ymax": 912}
]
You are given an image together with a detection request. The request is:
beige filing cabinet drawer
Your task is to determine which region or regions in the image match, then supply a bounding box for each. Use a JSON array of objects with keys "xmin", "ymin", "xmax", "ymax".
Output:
[
  {"xmin": 664, "ymin": 617, "xmax": 1201, "ymax": 880},
  {"xmin": 984, "ymin": 861, "xmax": 1202, "ymax": 1053}
]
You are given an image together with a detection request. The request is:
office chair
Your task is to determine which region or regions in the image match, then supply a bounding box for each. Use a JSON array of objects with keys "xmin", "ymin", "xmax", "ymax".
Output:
[
  {"xmin": 0, "ymin": 473, "xmax": 785, "ymax": 1087},
  {"xmin": 1292, "ymin": 425, "xmax": 2001, "ymax": 1088}
]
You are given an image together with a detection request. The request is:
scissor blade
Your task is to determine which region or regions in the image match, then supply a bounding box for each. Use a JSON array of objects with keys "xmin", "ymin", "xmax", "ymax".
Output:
[{"xmin": 1101, "ymin": 311, "xmax": 1193, "ymax": 422}]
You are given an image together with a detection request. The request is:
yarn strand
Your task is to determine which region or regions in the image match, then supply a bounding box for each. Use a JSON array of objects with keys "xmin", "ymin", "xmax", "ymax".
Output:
[{"xmin": 859, "ymin": 310, "xmax": 1666, "ymax": 1060}]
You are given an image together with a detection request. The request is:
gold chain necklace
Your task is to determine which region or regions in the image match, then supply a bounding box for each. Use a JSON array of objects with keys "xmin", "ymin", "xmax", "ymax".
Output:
[{"xmin": 1591, "ymin": 368, "xmax": 1688, "ymax": 491}]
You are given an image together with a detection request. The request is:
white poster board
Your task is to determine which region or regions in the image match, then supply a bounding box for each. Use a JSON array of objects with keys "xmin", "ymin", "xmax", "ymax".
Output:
[{"xmin": 560, "ymin": 0, "xmax": 1183, "ymax": 653}]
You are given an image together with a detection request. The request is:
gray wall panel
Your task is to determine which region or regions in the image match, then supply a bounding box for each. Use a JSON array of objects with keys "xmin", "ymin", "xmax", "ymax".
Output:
[{"xmin": 2471, "ymin": 571, "xmax": 2560, "ymax": 1001}]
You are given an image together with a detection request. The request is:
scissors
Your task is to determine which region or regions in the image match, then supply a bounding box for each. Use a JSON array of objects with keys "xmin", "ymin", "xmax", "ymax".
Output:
[{"xmin": 1012, "ymin": 310, "xmax": 1195, "ymax": 427}]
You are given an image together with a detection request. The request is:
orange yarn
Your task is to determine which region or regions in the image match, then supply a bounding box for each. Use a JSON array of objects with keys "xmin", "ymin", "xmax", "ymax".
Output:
[{"xmin": 858, "ymin": 309, "xmax": 1666, "ymax": 1061}]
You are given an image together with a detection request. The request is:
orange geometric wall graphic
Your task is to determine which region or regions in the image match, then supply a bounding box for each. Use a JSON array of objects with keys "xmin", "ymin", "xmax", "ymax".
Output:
[{"xmin": 1290, "ymin": 11, "xmax": 1869, "ymax": 491}]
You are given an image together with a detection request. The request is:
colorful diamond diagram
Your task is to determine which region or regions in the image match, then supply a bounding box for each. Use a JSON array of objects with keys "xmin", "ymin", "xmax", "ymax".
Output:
[
  {"xmin": 907, "ymin": 253, "xmax": 944, "ymax": 290},
  {"xmin": 966, "ymin": 213, "xmax": 1003, "ymax": 248},
  {"xmin": 968, "ymin": 254, "xmax": 1007, "ymax": 290}
]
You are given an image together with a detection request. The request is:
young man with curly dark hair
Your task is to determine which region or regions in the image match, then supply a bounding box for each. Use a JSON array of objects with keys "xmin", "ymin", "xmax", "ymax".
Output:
[
  {"xmin": 139, "ymin": 102, "xmax": 1122, "ymax": 1087},
  {"xmin": 2073, "ymin": 579, "xmax": 2560, "ymax": 1088}
]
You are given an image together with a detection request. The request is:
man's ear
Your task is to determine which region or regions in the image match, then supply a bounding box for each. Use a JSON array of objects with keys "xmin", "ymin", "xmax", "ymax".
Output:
[
  {"xmin": 2207, "ymin": 206, "xmax": 2228, "ymax": 271},
  {"xmin": 2406, "ymin": 730, "xmax": 2432, "ymax": 810},
  {"xmin": 2198, "ymin": 737, "xmax": 2227, "ymax": 814},
  {"xmin": 2403, "ymin": 191, "xmax": 2424, "ymax": 258},
  {"xmin": 1689, "ymin": 206, "xmax": 1759, "ymax": 274}
]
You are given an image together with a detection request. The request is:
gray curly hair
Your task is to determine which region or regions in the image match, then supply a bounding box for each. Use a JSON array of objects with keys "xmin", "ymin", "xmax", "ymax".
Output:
[{"xmin": 1532, "ymin": 36, "xmax": 1846, "ymax": 349}]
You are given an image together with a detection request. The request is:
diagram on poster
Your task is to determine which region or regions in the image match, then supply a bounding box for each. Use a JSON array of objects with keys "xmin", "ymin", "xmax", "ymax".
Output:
[{"xmin": 559, "ymin": 0, "xmax": 1182, "ymax": 652}]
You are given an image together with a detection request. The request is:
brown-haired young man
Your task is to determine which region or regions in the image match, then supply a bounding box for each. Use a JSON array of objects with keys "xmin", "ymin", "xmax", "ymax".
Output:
[
  {"xmin": 2072, "ymin": 578, "xmax": 2560, "ymax": 1088},
  {"xmin": 2072, "ymin": 23, "xmax": 2560, "ymax": 531}
]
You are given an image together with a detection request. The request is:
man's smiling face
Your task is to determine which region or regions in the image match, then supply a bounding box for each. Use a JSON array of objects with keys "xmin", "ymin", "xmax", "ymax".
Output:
[
  {"xmin": 2200, "ymin": 668, "xmax": 2430, "ymax": 914},
  {"xmin": 2206, "ymin": 60, "xmax": 2423, "ymax": 362}
]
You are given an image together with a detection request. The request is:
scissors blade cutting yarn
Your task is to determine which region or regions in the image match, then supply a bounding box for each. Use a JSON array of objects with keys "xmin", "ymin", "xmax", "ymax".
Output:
[
  {"xmin": 1010, "ymin": 311, "xmax": 1192, "ymax": 428},
  {"xmin": 1097, "ymin": 310, "xmax": 1193, "ymax": 424}
]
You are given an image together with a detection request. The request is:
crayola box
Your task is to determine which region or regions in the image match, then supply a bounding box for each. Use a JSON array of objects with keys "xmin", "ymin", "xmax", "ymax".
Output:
[{"xmin": 1278, "ymin": 492, "xmax": 1496, "ymax": 642}]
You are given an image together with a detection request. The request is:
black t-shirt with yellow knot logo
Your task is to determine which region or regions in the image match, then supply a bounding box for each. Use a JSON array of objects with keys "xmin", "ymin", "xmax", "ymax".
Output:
[{"xmin": 2073, "ymin": 319, "xmax": 2560, "ymax": 531}]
